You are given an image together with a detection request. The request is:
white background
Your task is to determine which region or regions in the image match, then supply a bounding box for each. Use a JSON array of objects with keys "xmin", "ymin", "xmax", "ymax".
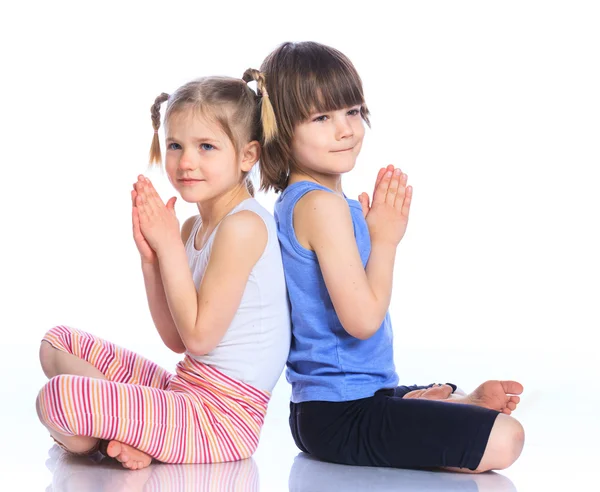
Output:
[{"xmin": 0, "ymin": 1, "xmax": 599, "ymax": 490}]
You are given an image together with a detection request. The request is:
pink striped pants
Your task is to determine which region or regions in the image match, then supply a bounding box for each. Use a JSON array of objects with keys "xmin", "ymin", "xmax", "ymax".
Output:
[{"xmin": 36, "ymin": 326, "xmax": 270, "ymax": 463}]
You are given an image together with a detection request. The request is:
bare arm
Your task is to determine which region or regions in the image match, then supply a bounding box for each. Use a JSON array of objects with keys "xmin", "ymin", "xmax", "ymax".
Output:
[
  {"xmin": 139, "ymin": 215, "xmax": 197, "ymax": 354},
  {"xmin": 141, "ymin": 261, "xmax": 186, "ymax": 353},
  {"xmin": 132, "ymin": 182, "xmax": 192, "ymax": 354},
  {"xmin": 156, "ymin": 211, "xmax": 267, "ymax": 355},
  {"xmin": 296, "ymin": 168, "xmax": 411, "ymax": 340}
]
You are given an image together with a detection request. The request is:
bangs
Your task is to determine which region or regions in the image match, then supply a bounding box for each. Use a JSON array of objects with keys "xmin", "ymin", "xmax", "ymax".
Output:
[
  {"xmin": 166, "ymin": 100, "xmax": 238, "ymax": 151},
  {"xmin": 270, "ymin": 42, "xmax": 370, "ymax": 128},
  {"xmin": 308, "ymin": 67, "xmax": 365, "ymax": 117}
]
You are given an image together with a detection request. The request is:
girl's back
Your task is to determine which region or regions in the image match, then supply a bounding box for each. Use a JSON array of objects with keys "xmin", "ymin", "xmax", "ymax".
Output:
[
  {"xmin": 275, "ymin": 181, "xmax": 397, "ymax": 403},
  {"xmin": 186, "ymin": 197, "xmax": 290, "ymax": 393}
]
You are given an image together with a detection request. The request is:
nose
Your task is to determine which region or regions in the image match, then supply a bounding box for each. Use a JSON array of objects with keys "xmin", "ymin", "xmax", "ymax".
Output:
[
  {"xmin": 335, "ymin": 116, "xmax": 354, "ymax": 141},
  {"xmin": 178, "ymin": 150, "xmax": 196, "ymax": 171}
]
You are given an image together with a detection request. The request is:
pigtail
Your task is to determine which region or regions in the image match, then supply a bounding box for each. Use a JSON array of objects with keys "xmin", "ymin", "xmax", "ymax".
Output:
[
  {"xmin": 243, "ymin": 68, "xmax": 278, "ymax": 143},
  {"xmin": 246, "ymin": 178, "xmax": 255, "ymax": 197},
  {"xmin": 149, "ymin": 92, "xmax": 170, "ymax": 166}
]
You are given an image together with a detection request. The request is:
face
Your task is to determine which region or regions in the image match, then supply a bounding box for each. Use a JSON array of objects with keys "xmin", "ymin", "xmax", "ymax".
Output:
[
  {"xmin": 291, "ymin": 105, "xmax": 365, "ymax": 177},
  {"xmin": 164, "ymin": 110, "xmax": 256, "ymax": 204}
]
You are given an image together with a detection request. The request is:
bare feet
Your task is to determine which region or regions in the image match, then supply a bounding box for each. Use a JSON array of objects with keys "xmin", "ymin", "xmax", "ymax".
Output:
[
  {"xmin": 105, "ymin": 440, "xmax": 153, "ymax": 470},
  {"xmin": 403, "ymin": 384, "xmax": 454, "ymax": 400},
  {"xmin": 449, "ymin": 380, "xmax": 523, "ymax": 415}
]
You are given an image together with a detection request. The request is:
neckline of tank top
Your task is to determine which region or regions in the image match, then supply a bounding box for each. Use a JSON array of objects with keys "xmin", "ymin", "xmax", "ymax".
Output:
[
  {"xmin": 283, "ymin": 180, "xmax": 350, "ymax": 201},
  {"xmin": 190, "ymin": 197, "xmax": 256, "ymax": 254}
]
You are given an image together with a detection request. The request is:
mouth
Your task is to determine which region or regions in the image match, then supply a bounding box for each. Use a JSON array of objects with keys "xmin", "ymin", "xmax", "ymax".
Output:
[
  {"xmin": 178, "ymin": 178, "xmax": 205, "ymax": 185},
  {"xmin": 330, "ymin": 146, "xmax": 355, "ymax": 153},
  {"xmin": 177, "ymin": 178, "xmax": 204, "ymax": 183}
]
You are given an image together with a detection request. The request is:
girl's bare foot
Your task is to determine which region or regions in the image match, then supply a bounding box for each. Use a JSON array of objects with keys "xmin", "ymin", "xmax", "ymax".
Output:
[
  {"xmin": 449, "ymin": 380, "xmax": 523, "ymax": 415},
  {"xmin": 403, "ymin": 384, "xmax": 454, "ymax": 400},
  {"xmin": 105, "ymin": 440, "xmax": 153, "ymax": 470}
]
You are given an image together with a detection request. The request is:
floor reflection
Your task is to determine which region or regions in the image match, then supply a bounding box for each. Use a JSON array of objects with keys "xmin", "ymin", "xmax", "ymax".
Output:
[
  {"xmin": 288, "ymin": 452, "xmax": 517, "ymax": 492},
  {"xmin": 45, "ymin": 445, "xmax": 259, "ymax": 492}
]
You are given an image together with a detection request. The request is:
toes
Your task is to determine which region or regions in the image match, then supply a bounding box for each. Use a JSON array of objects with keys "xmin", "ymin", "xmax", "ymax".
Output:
[
  {"xmin": 510, "ymin": 395, "xmax": 521, "ymax": 404},
  {"xmin": 403, "ymin": 389, "xmax": 425, "ymax": 399},
  {"xmin": 106, "ymin": 440, "xmax": 122, "ymax": 458},
  {"xmin": 500, "ymin": 381, "xmax": 524, "ymax": 395},
  {"xmin": 507, "ymin": 401, "xmax": 517, "ymax": 411}
]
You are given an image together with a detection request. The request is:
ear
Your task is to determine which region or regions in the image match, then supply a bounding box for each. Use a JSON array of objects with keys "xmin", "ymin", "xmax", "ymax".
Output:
[{"xmin": 240, "ymin": 140, "xmax": 261, "ymax": 172}]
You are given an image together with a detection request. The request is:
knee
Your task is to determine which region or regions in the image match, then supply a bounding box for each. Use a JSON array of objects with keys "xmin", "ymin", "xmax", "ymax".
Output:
[
  {"xmin": 39, "ymin": 338, "xmax": 60, "ymax": 378},
  {"xmin": 36, "ymin": 376, "xmax": 63, "ymax": 428},
  {"xmin": 477, "ymin": 414, "xmax": 525, "ymax": 472},
  {"xmin": 40, "ymin": 325, "xmax": 72, "ymax": 377},
  {"xmin": 39, "ymin": 340, "xmax": 55, "ymax": 377}
]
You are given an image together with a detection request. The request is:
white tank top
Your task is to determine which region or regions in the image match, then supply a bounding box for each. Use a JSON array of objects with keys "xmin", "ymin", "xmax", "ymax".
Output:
[{"xmin": 184, "ymin": 198, "xmax": 291, "ymax": 393}]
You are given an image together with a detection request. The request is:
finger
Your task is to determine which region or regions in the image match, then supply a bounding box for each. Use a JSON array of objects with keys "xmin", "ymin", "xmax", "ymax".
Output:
[
  {"xmin": 144, "ymin": 179, "xmax": 166, "ymax": 215},
  {"xmin": 138, "ymin": 180, "xmax": 161, "ymax": 218},
  {"xmin": 372, "ymin": 166, "xmax": 389, "ymax": 196},
  {"xmin": 385, "ymin": 168, "xmax": 401, "ymax": 207},
  {"xmin": 372, "ymin": 169, "xmax": 393, "ymax": 205},
  {"xmin": 358, "ymin": 193, "xmax": 369, "ymax": 218},
  {"xmin": 166, "ymin": 196, "xmax": 177, "ymax": 214},
  {"xmin": 400, "ymin": 185, "xmax": 413, "ymax": 218},
  {"xmin": 136, "ymin": 194, "xmax": 150, "ymax": 224},
  {"xmin": 393, "ymin": 172, "xmax": 407, "ymax": 209},
  {"xmin": 132, "ymin": 203, "xmax": 142, "ymax": 234}
]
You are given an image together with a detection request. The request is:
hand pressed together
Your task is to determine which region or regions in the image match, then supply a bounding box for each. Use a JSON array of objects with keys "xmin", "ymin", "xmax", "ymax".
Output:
[
  {"xmin": 131, "ymin": 175, "xmax": 180, "ymax": 258},
  {"xmin": 358, "ymin": 164, "xmax": 413, "ymax": 247}
]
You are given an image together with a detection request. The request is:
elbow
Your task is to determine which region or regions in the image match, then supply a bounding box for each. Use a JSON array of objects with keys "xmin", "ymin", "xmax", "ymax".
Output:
[
  {"xmin": 342, "ymin": 318, "xmax": 380, "ymax": 341},
  {"xmin": 167, "ymin": 340, "xmax": 187, "ymax": 354},
  {"xmin": 349, "ymin": 328, "xmax": 378, "ymax": 341},
  {"xmin": 183, "ymin": 340, "xmax": 216, "ymax": 358}
]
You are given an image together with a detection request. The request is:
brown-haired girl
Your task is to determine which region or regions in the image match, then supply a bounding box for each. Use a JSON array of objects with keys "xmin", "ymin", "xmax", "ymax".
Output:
[
  {"xmin": 252, "ymin": 41, "xmax": 524, "ymax": 473},
  {"xmin": 36, "ymin": 75, "xmax": 291, "ymax": 470}
]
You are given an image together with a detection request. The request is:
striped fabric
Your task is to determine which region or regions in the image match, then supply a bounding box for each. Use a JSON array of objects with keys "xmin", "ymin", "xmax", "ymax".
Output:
[
  {"xmin": 47, "ymin": 443, "xmax": 259, "ymax": 491},
  {"xmin": 36, "ymin": 326, "xmax": 271, "ymax": 463}
]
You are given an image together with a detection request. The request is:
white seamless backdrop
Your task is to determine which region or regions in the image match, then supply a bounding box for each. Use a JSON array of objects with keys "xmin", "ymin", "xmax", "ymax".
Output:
[{"xmin": 0, "ymin": 1, "xmax": 599, "ymax": 489}]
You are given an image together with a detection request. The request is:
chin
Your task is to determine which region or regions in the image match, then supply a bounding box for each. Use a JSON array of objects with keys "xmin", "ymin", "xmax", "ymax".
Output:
[
  {"xmin": 333, "ymin": 158, "xmax": 357, "ymax": 174},
  {"xmin": 177, "ymin": 188, "xmax": 204, "ymax": 203}
]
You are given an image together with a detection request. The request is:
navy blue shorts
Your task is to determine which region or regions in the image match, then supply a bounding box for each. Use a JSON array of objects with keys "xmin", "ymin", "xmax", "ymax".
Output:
[{"xmin": 289, "ymin": 384, "xmax": 500, "ymax": 470}]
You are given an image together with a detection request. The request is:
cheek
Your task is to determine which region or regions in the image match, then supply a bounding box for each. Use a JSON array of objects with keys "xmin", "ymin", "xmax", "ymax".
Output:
[
  {"xmin": 298, "ymin": 133, "xmax": 326, "ymax": 158},
  {"xmin": 164, "ymin": 159, "xmax": 177, "ymax": 181},
  {"xmin": 354, "ymin": 120, "xmax": 366, "ymax": 140}
]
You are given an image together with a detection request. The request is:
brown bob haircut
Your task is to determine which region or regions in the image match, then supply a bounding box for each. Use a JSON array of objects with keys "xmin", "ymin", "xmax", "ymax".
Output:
[{"xmin": 257, "ymin": 41, "xmax": 371, "ymax": 193}]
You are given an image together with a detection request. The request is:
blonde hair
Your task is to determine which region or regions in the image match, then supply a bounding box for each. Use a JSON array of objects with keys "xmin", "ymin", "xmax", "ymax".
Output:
[
  {"xmin": 253, "ymin": 41, "xmax": 371, "ymax": 193},
  {"xmin": 149, "ymin": 77, "xmax": 263, "ymax": 196}
]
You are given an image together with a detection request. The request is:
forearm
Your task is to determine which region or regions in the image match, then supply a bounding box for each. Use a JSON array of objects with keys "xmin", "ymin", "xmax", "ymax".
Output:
[
  {"xmin": 156, "ymin": 245, "xmax": 200, "ymax": 350},
  {"xmin": 363, "ymin": 241, "xmax": 397, "ymax": 333},
  {"xmin": 142, "ymin": 261, "xmax": 186, "ymax": 353}
]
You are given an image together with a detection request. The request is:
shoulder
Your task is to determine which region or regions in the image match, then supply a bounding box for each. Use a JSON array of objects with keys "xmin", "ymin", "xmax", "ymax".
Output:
[
  {"xmin": 294, "ymin": 190, "xmax": 353, "ymax": 249},
  {"xmin": 213, "ymin": 210, "xmax": 268, "ymax": 259},
  {"xmin": 180, "ymin": 215, "xmax": 199, "ymax": 244},
  {"xmin": 295, "ymin": 190, "xmax": 352, "ymax": 231}
]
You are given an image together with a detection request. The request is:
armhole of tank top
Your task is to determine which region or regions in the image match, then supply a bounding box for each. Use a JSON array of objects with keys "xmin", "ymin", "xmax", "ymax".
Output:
[
  {"xmin": 228, "ymin": 202, "xmax": 272, "ymax": 264},
  {"xmin": 287, "ymin": 186, "xmax": 331, "ymax": 260},
  {"xmin": 186, "ymin": 215, "xmax": 202, "ymax": 250}
]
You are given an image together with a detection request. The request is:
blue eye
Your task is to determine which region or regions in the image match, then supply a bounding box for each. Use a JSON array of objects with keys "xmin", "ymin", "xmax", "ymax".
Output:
[
  {"xmin": 313, "ymin": 115, "xmax": 328, "ymax": 122},
  {"xmin": 200, "ymin": 143, "xmax": 214, "ymax": 151},
  {"xmin": 348, "ymin": 108, "xmax": 361, "ymax": 116},
  {"xmin": 167, "ymin": 142, "xmax": 181, "ymax": 150}
]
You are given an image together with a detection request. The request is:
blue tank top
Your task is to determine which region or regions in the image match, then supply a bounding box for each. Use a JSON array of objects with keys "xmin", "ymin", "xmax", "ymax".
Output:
[{"xmin": 274, "ymin": 181, "xmax": 399, "ymax": 403}]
